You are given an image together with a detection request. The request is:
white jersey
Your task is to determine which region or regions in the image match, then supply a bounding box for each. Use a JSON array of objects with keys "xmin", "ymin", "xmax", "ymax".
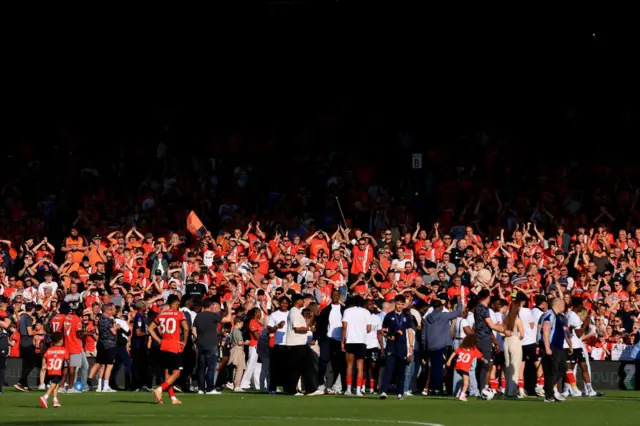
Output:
[
  {"xmin": 490, "ymin": 310, "xmax": 504, "ymax": 351},
  {"xmin": 267, "ymin": 310, "xmax": 289, "ymax": 346},
  {"xmin": 563, "ymin": 310, "xmax": 584, "ymax": 350},
  {"xmin": 466, "ymin": 311, "xmax": 475, "ymax": 329},
  {"xmin": 366, "ymin": 313, "xmax": 382, "ymax": 349},
  {"xmin": 519, "ymin": 307, "xmax": 537, "ymax": 346},
  {"xmin": 342, "ymin": 306, "xmax": 372, "ymax": 344}
]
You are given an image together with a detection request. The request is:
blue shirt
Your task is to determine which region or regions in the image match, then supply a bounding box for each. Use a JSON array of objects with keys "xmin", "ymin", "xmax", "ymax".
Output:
[
  {"xmin": 132, "ymin": 312, "xmax": 148, "ymax": 349},
  {"xmin": 382, "ymin": 311, "xmax": 414, "ymax": 356},
  {"xmin": 538, "ymin": 309, "xmax": 565, "ymax": 350}
]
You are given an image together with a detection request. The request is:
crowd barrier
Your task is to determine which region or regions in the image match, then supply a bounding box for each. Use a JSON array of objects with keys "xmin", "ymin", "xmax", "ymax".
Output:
[{"xmin": 4, "ymin": 357, "xmax": 639, "ymax": 391}]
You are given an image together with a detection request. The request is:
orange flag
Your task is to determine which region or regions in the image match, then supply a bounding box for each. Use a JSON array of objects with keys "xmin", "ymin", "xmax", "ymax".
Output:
[{"xmin": 186, "ymin": 211, "xmax": 206, "ymax": 237}]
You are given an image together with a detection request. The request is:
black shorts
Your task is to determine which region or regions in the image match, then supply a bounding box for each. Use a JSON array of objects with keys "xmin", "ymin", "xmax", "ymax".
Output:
[
  {"xmin": 161, "ymin": 350, "xmax": 183, "ymax": 371},
  {"xmin": 367, "ymin": 348, "xmax": 381, "ymax": 363},
  {"xmin": 565, "ymin": 348, "xmax": 586, "ymax": 364},
  {"xmin": 345, "ymin": 343, "xmax": 367, "ymax": 360},
  {"xmin": 96, "ymin": 343, "xmax": 117, "ymax": 365},
  {"xmin": 48, "ymin": 375, "xmax": 62, "ymax": 385},
  {"xmin": 493, "ymin": 351, "xmax": 505, "ymax": 368},
  {"xmin": 456, "ymin": 369, "xmax": 469, "ymax": 376},
  {"xmin": 522, "ymin": 344, "xmax": 539, "ymax": 362}
]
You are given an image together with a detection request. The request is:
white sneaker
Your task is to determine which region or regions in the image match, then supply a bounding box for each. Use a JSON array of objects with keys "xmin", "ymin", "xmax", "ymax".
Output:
[
  {"xmin": 403, "ymin": 391, "xmax": 413, "ymax": 397},
  {"xmin": 103, "ymin": 387, "xmax": 116, "ymax": 393},
  {"xmin": 58, "ymin": 388, "xmax": 67, "ymax": 394},
  {"xmin": 225, "ymin": 383, "xmax": 234, "ymax": 391},
  {"xmin": 66, "ymin": 389, "xmax": 79, "ymax": 394},
  {"xmin": 356, "ymin": 390, "xmax": 364, "ymax": 397},
  {"xmin": 307, "ymin": 389, "xmax": 324, "ymax": 396},
  {"xmin": 397, "ymin": 394, "xmax": 403, "ymax": 400},
  {"xmin": 96, "ymin": 388, "xmax": 103, "ymax": 393},
  {"xmin": 206, "ymin": 390, "xmax": 221, "ymax": 395},
  {"xmin": 317, "ymin": 384, "xmax": 326, "ymax": 393},
  {"xmin": 554, "ymin": 391, "xmax": 566, "ymax": 402},
  {"xmin": 343, "ymin": 389, "xmax": 353, "ymax": 396},
  {"xmin": 518, "ymin": 388, "xmax": 526, "ymax": 398},
  {"xmin": 535, "ymin": 385, "xmax": 545, "ymax": 397},
  {"xmin": 572, "ymin": 389, "xmax": 583, "ymax": 397},
  {"xmin": 380, "ymin": 392, "xmax": 387, "ymax": 400},
  {"xmin": 38, "ymin": 384, "xmax": 46, "ymax": 391},
  {"xmin": 233, "ymin": 387, "xmax": 245, "ymax": 393},
  {"xmin": 198, "ymin": 390, "xmax": 204, "ymax": 395},
  {"xmin": 294, "ymin": 392, "xmax": 305, "ymax": 396}
]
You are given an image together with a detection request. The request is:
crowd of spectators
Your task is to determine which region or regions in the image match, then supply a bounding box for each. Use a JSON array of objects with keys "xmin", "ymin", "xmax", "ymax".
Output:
[{"xmin": 1, "ymin": 104, "xmax": 640, "ymax": 401}]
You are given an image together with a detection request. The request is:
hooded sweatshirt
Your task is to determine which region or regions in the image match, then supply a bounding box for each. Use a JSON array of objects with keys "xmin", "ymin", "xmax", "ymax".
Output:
[{"xmin": 422, "ymin": 303, "xmax": 462, "ymax": 351}]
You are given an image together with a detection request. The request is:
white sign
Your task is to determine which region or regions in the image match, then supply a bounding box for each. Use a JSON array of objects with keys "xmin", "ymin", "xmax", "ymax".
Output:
[{"xmin": 412, "ymin": 153, "xmax": 423, "ymax": 169}]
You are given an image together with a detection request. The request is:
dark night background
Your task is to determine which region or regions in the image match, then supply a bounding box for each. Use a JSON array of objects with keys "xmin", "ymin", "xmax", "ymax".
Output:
[{"xmin": 2, "ymin": 1, "xmax": 639, "ymax": 245}]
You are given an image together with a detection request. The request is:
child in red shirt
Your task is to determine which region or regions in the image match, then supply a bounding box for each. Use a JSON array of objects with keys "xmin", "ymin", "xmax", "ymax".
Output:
[
  {"xmin": 446, "ymin": 334, "xmax": 488, "ymax": 402},
  {"xmin": 39, "ymin": 332, "xmax": 69, "ymax": 409}
]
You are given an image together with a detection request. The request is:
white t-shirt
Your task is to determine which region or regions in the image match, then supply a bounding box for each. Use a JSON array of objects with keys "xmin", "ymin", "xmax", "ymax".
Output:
[
  {"xmin": 532, "ymin": 307, "xmax": 545, "ymax": 340},
  {"xmin": 454, "ymin": 317, "xmax": 470, "ymax": 339},
  {"xmin": 490, "ymin": 310, "xmax": 504, "ymax": 351},
  {"xmin": 519, "ymin": 307, "xmax": 537, "ymax": 346},
  {"xmin": 342, "ymin": 306, "xmax": 372, "ymax": 344},
  {"xmin": 466, "ymin": 311, "xmax": 475, "ymax": 329},
  {"xmin": 38, "ymin": 281, "xmax": 59, "ymax": 296},
  {"xmin": 564, "ymin": 310, "xmax": 584, "ymax": 350},
  {"xmin": 327, "ymin": 304, "xmax": 343, "ymax": 340},
  {"xmin": 268, "ymin": 310, "xmax": 289, "ymax": 346},
  {"xmin": 391, "ymin": 258, "xmax": 411, "ymax": 280},
  {"xmin": 366, "ymin": 313, "xmax": 382, "ymax": 349},
  {"xmin": 286, "ymin": 306, "xmax": 308, "ymax": 346}
]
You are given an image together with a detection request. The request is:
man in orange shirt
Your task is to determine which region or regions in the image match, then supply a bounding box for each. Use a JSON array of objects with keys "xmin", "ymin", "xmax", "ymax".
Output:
[
  {"xmin": 62, "ymin": 304, "xmax": 85, "ymax": 392},
  {"xmin": 150, "ymin": 295, "xmax": 189, "ymax": 405},
  {"xmin": 62, "ymin": 228, "xmax": 88, "ymax": 265},
  {"xmin": 306, "ymin": 230, "xmax": 330, "ymax": 260}
]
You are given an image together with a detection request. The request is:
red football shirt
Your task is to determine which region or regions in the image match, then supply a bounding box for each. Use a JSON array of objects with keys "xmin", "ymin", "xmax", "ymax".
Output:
[
  {"xmin": 49, "ymin": 314, "xmax": 67, "ymax": 336},
  {"xmin": 154, "ymin": 309, "xmax": 186, "ymax": 353},
  {"xmin": 44, "ymin": 347, "xmax": 69, "ymax": 376},
  {"xmin": 454, "ymin": 347, "xmax": 482, "ymax": 373},
  {"xmin": 64, "ymin": 314, "xmax": 83, "ymax": 355}
]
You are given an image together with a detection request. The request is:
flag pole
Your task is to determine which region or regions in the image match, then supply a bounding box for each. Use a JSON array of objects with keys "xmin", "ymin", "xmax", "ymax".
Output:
[{"xmin": 335, "ymin": 197, "xmax": 347, "ymax": 228}]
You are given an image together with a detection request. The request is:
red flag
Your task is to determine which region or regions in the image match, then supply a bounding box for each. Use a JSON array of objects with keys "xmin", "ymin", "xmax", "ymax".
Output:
[{"xmin": 186, "ymin": 211, "xmax": 206, "ymax": 237}]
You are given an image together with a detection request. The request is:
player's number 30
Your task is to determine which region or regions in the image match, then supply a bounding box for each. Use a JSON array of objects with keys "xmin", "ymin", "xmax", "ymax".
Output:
[
  {"xmin": 47, "ymin": 358, "xmax": 63, "ymax": 371},
  {"xmin": 458, "ymin": 353, "xmax": 471, "ymax": 363},
  {"xmin": 158, "ymin": 317, "xmax": 177, "ymax": 334}
]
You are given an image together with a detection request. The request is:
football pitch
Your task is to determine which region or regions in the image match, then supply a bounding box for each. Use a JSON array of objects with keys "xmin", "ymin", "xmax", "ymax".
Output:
[{"xmin": 0, "ymin": 390, "xmax": 638, "ymax": 426}]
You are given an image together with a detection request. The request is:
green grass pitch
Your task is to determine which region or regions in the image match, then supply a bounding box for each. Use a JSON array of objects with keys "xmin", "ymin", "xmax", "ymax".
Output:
[{"xmin": 0, "ymin": 389, "xmax": 638, "ymax": 426}]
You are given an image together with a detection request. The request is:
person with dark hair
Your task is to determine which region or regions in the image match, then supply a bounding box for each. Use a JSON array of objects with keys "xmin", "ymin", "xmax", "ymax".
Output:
[
  {"xmin": 15, "ymin": 302, "xmax": 38, "ymax": 392},
  {"xmin": 267, "ymin": 296, "xmax": 290, "ymax": 394},
  {"xmin": 38, "ymin": 331, "xmax": 69, "ymax": 409},
  {"xmin": 150, "ymin": 294, "xmax": 189, "ymax": 405},
  {"xmin": 240, "ymin": 307, "xmax": 264, "ymax": 391},
  {"xmin": 341, "ymin": 295, "xmax": 372, "ymax": 396},
  {"xmin": 422, "ymin": 296, "xmax": 463, "ymax": 396},
  {"xmin": 194, "ymin": 299, "xmax": 232, "ymax": 394},
  {"xmin": 285, "ymin": 294, "xmax": 322, "ymax": 396},
  {"xmin": 474, "ymin": 289, "xmax": 510, "ymax": 400},
  {"xmin": 0, "ymin": 303, "xmax": 11, "ymax": 395},
  {"xmin": 315, "ymin": 289, "xmax": 346, "ymax": 394},
  {"xmin": 380, "ymin": 295, "xmax": 414, "ymax": 400}
]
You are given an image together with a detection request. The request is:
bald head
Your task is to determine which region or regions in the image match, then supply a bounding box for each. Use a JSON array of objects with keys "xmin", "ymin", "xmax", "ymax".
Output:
[
  {"xmin": 552, "ymin": 298, "xmax": 565, "ymax": 312},
  {"xmin": 382, "ymin": 302, "xmax": 392, "ymax": 313}
]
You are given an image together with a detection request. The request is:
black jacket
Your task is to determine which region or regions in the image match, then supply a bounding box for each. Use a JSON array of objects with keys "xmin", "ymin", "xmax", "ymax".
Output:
[{"xmin": 316, "ymin": 303, "xmax": 345, "ymax": 341}]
